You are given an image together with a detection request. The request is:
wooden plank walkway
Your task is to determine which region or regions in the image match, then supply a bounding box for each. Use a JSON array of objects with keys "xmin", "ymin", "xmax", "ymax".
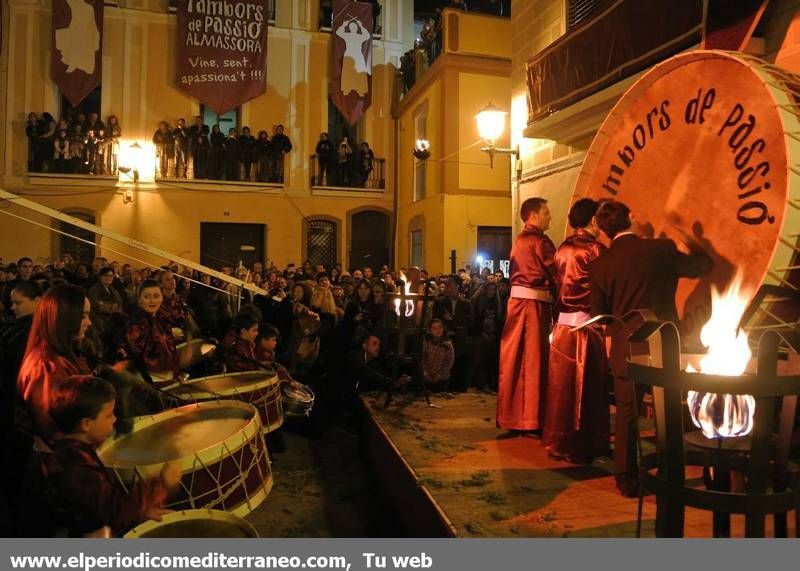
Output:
[{"xmin": 362, "ymin": 391, "xmax": 797, "ymax": 538}]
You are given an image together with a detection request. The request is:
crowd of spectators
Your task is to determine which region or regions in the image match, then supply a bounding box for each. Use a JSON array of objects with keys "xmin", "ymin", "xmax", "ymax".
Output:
[
  {"xmin": 313, "ymin": 132, "xmax": 376, "ymax": 187},
  {"xmin": 26, "ymin": 111, "xmax": 121, "ymax": 176},
  {"xmin": 152, "ymin": 117, "xmax": 293, "ymax": 183}
]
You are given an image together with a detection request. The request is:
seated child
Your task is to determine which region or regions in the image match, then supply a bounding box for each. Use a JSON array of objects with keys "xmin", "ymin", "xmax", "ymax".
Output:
[
  {"xmin": 47, "ymin": 375, "xmax": 181, "ymax": 536},
  {"xmin": 256, "ymin": 324, "xmax": 293, "ymax": 382},
  {"xmin": 422, "ymin": 318, "xmax": 454, "ymax": 392},
  {"xmin": 222, "ymin": 312, "xmax": 260, "ymax": 372}
]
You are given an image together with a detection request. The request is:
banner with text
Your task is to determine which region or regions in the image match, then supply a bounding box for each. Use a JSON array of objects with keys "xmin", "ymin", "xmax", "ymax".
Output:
[
  {"xmin": 52, "ymin": 0, "xmax": 103, "ymax": 107},
  {"xmin": 176, "ymin": 0, "xmax": 269, "ymax": 114},
  {"xmin": 331, "ymin": 0, "xmax": 373, "ymax": 126}
]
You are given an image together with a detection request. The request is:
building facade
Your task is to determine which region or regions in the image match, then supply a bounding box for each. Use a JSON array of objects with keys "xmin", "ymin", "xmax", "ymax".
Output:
[
  {"xmin": 0, "ymin": 0, "xmax": 414, "ymax": 271},
  {"xmin": 394, "ymin": 8, "xmax": 513, "ymax": 275}
]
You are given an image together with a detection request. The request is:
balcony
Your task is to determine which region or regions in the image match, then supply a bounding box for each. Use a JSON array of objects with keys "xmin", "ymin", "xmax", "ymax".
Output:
[
  {"xmin": 397, "ymin": 8, "xmax": 510, "ymax": 103},
  {"xmin": 309, "ymin": 154, "xmax": 385, "ymax": 192},
  {"xmin": 153, "ymin": 153, "xmax": 287, "ymax": 185},
  {"xmin": 525, "ymin": 0, "xmax": 702, "ymax": 124}
]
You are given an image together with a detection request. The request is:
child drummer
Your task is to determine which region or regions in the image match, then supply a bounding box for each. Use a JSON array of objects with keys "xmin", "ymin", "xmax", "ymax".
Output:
[
  {"xmin": 256, "ymin": 324, "xmax": 294, "ymax": 383},
  {"xmin": 47, "ymin": 375, "xmax": 181, "ymax": 536},
  {"xmin": 222, "ymin": 312, "xmax": 261, "ymax": 372}
]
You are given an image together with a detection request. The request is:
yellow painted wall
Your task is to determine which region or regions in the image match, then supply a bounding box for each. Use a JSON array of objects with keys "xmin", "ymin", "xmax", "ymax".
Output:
[
  {"xmin": 444, "ymin": 9, "xmax": 512, "ymax": 59},
  {"xmin": 1, "ymin": 0, "xmax": 409, "ymax": 270},
  {"xmin": 394, "ymin": 12, "xmax": 512, "ymax": 273}
]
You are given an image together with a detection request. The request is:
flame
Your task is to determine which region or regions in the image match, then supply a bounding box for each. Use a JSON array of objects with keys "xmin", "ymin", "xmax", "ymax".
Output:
[
  {"xmin": 686, "ymin": 272, "xmax": 755, "ymax": 439},
  {"xmin": 394, "ymin": 272, "xmax": 415, "ymax": 317}
]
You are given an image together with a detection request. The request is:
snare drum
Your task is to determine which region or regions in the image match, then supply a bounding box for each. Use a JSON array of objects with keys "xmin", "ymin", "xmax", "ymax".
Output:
[
  {"xmin": 98, "ymin": 400, "xmax": 272, "ymax": 517},
  {"xmin": 164, "ymin": 371, "xmax": 284, "ymax": 433},
  {"xmin": 124, "ymin": 509, "xmax": 258, "ymax": 538},
  {"xmin": 282, "ymin": 383, "xmax": 315, "ymax": 418}
]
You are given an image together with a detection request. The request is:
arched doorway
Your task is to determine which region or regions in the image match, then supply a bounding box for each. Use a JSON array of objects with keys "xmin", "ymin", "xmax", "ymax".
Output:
[
  {"xmin": 350, "ymin": 210, "xmax": 390, "ymax": 271},
  {"xmin": 58, "ymin": 210, "xmax": 96, "ymax": 264}
]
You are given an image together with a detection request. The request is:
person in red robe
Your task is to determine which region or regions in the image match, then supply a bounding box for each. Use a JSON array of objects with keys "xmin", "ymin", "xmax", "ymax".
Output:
[
  {"xmin": 121, "ymin": 280, "xmax": 179, "ymax": 375},
  {"xmin": 155, "ymin": 269, "xmax": 196, "ymax": 337},
  {"xmin": 543, "ymin": 198, "xmax": 610, "ymax": 463},
  {"xmin": 222, "ymin": 312, "xmax": 261, "ymax": 372},
  {"xmin": 17, "ymin": 284, "xmax": 93, "ymax": 442},
  {"xmin": 47, "ymin": 375, "xmax": 180, "ymax": 536},
  {"xmin": 497, "ymin": 197, "xmax": 558, "ymax": 433}
]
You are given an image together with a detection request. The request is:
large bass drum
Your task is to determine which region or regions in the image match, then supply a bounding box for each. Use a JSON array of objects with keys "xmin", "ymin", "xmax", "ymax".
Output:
[
  {"xmin": 163, "ymin": 371, "xmax": 284, "ymax": 433},
  {"xmin": 571, "ymin": 50, "xmax": 800, "ymax": 345},
  {"xmin": 124, "ymin": 509, "xmax": 258, "ymax": 538},
  {"xmin": 98, "ymin": 400, "xmax": 272, "ymax": 517}
]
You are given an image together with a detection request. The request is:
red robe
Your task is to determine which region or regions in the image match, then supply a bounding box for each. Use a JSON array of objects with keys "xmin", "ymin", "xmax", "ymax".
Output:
[
  {"xmin": 222, "ymin": 330, "xmax": 259, "ymax": 372},
  {"xmin": 17, "ymin": 347, "xmax": 92, "ymax": 441},
  {"xmin": 497, "ymin": 224, "xmax": 558, "ymax": 430},
  {"xmin": 48, "ymin": 438, "xmax": 167, "ymax": 536},
  {"xmin": 122, "ymin": 309, "xmax": 179, "ymax": 374},
  {"xmin": 157, "ymin": 293, "xmax": 189, "ymax": 330},
  {"xmin": 543, "ymin": 229, "xmax": 610, "ymax": 459}
]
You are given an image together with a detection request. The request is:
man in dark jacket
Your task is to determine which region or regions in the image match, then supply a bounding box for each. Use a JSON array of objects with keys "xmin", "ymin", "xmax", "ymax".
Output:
[
  {"xmin": 270, "ymin": 125, "xmax": 293, "ymax": 183},
  {"xmin": 315, "ymin": 132, "xmax": 333, "ymax": 185},
  {"xmin": 589, "ymin": 200, "xmax": 712, "ymax": 497}
]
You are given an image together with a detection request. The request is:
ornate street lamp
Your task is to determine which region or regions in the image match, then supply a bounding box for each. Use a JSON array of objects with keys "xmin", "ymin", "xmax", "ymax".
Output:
[{"xmin": 476, "ymin": 102, "xmax": 518, "ymax": 169}]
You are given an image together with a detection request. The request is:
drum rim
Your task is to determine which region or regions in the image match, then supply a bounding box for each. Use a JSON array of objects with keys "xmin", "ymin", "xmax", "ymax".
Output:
[
  {"xmin": 572, "ymin": 49, "xmax": 800, "ymax": 301},
  {"xmin": 163, "ymin": 370, "xmax": 280, "ymax": 398},
  {"xmin": 98, "ymin": 400, "xmax": 265, "ymax": 473},
  {"xmin": 123, "ymin": 508, "xmax": 259, "ymax": 538}
]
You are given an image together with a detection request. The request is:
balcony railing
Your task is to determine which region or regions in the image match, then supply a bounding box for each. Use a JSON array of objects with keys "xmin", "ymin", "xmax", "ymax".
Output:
[
  {"xmin": 309, "ymin": 154, "xmax": 385, "ymax": 190},
  {"xmin": 154, "ymin": 151, "xmax": 287, "ymax": 184},
  {"xmin": 526, "ymin": 0, "xmax": 702, "ymax": 123}
]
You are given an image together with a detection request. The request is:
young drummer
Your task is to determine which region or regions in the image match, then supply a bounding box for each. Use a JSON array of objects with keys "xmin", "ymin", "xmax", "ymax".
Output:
[
  {"xmin": 222, "ymin": 312, "xmax": 260, "ymax": 372},
  {"xmin": 47, "ymin": 375, "xmax": 180, "ymax": 536},
  {"xmin": 121, "ymin": 279, "xmax": 179, "ymax": 374},
  {"xmin": 256, "ymin": 324, "xmax": 293, "ymax": 382}
]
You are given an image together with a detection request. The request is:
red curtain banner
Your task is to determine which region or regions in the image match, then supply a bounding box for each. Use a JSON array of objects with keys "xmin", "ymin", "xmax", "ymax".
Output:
[
  {"xmin": 331, "ymin": 0, "xmax": 373, "ymax": 126},
  {"xmin": 52, "ymin": 0, "xmax": 103, "ymax": 107},
  {"xmin": 175, "ymin": 0, "xmax": 269, "ymax": 114}
]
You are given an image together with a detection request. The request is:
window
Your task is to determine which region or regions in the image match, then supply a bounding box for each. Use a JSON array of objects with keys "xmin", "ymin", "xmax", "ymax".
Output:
[
  {"xmin": 306, "ymin": 219, "xmax": 338, "ymax": 270},
  {"xmin": 201, "ymin": 105, "xmax": 239, "ymax": 134},
  {"xmin": 327, "ymin": 97, "xmax": 361, "ymax": 147},
  {"xmin": 413, "ymin": 110, "xmax": 427, "ymax": 202},
  {"xmin": 410, "ymin": 229, "xmax": 424, "ymax": 269},
  {"xmin": 567, "ymin": 0, "xmax": 610, "ymax": 31}
]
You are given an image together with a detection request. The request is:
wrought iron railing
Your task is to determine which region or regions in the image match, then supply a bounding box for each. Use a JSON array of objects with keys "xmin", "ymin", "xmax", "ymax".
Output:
[
  {"xmin": 309, "ymin": 154, "xmax": 385, "ymax": 190},
  {"xmin": 153, "ymin": 151, "xmax": 287, "ymax": 184}
]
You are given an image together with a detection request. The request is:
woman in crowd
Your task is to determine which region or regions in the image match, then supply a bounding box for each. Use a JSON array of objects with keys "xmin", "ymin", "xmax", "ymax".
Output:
[
  {"xmin": 342, "ymin": 280, "xmax": 379, "ymax": 350},
  {"xmin": 287, "ymin": 282, "xmax": 321, "ymax": 376},
  {"xmin": 121, "ymin": 280, "xmax": 178, "ymax": 376},
  {"xmin": 337, "ymin": 136, "xmax": 353, "ymax": 186},
  {"xmin": 17, "ymin": 284, "xmax": 93, "ymax": 441},
  {"xmin": 359, "ymin": 142, "xmax": 374, "ymax": 187},
  {"xmin": 107, "ymin": 115, "xmax": 122, "ymax": 175}
]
